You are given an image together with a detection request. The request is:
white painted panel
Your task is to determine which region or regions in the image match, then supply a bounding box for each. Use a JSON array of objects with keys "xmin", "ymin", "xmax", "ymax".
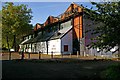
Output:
[
  {"xmin": 31, "ymin": 43, "xmax": 36, "ymax": 52},
  {"xmin": 28, "ymin": 44, "xmax": 32, "ymax": 52},
  {"xmin": 36, "ymin": 42, "xmax": 47, "ymax": 53},
  {"xmin": 48, "ymin": 39, "xmax": 61, "ymax": 55}
]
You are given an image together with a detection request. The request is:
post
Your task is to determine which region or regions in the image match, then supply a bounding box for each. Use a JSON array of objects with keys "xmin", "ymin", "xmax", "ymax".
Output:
[
  {"xmin": 61, "ymin": 52, "xmax": 63, "ymax": 58},
  {"xmin": 39, "ymin": 51, "xmax": 41, "ymax": 59},
  {"xmin": 21, "ymin": 51, "xmax": 24, "ymax": 60},
  {"xmin": 51, "ymin": 51, "xmax": 53, "ymax": 59},
  {"xmin": 28, "ymin": 52, "xmax": 30, "ymax": 59},
  {"xmin": 9, "ymin": 51, "xmax": 11, "ymax": 60},
  {"xmin": 70, "ymin": 52, "xmax": 72, "ymax": 58},
  {"xmin": 6, "ymin": 36, "xmax": 11, "ymax": 60},
  {"xmin": 77, "ymin": 51, "xmax": 79, "ymax": 58}
]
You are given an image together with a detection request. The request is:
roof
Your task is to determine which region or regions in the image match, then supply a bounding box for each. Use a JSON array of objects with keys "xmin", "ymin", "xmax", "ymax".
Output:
[
  {"xmin": 33, "ymin": 32, "xmax": 55, "ymax": 42},
  {"xmin": 20, "ymin": 39, "xmax": 29, "ymax": 45},
  {"xmin": 22, "ymin": 25, "xmax": 72, "ymax": 44},
  {"xmin": 49, "ymin": 26, "xmax": 72, "ymax": 40},
  {"xmin": 22, "ymin": 30, "xmax": 34, "ymax": 38},
  {"xmin": 34, "ymin": 23, "xmax": 43, "ymax": 31},
  {"xmin": 23, "ymin": 31, "xmax": 56, "ymax": 44},
  {"xmin": 43, "ymin": 16, "xmax": 59, "ymax": 27}
]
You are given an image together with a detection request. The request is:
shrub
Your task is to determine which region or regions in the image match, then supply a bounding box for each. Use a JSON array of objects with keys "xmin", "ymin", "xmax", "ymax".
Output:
[{"xmin": 100, "ymin": 64, "xmax": 120, "ymax": 80}]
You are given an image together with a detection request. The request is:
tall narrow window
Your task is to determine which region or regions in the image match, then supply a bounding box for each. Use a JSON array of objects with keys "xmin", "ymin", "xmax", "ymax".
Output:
[{"xmin": 64, "ymin": 45, "xmax": 68, "ymax": 52}]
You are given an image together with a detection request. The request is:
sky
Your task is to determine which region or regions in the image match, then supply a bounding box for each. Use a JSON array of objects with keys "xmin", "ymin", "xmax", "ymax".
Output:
[
  {"xmin": 14, "ymin": 2, "xmax": 95, "ymax": 26},
  {"xmin": 1, "ymin": 1, "xmax": 96, "ymax": 26},
  {"xmin": 1, "ymin": 0, "xmax": 119, "ymax": 26}
]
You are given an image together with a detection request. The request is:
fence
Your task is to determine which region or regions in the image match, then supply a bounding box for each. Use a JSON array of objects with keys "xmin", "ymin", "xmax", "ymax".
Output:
[{"xmin": 1, "ymin": 51, "xmax": 117, "ymax": 60}]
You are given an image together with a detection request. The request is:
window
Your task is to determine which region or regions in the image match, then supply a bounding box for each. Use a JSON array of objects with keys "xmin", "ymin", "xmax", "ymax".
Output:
[
  {"xmin": 53, "ymin": 45, "xmax": 55, "ymax": 47},
  {"xmin": 64, "ymin": 45, "xmax": 68, "ymax": 52}
]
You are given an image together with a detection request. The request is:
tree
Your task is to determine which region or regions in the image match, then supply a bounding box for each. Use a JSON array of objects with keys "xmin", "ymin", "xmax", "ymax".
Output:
[
  {"xmin": 0, "ymin": 10, "xmax": 2, "ymax": 49},
  {"xmin": 2, "ymin": 2, "xmax": 33, "ymax": 51},
  {"xmin": 87, "ymin": 1, "xmax": 120, "ymax": 57}
]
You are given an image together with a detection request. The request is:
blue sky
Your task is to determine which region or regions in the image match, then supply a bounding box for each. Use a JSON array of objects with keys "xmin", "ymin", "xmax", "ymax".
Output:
[{"xmin": 2, "ymin": 2, "xmax": 95, "ymax": 26}]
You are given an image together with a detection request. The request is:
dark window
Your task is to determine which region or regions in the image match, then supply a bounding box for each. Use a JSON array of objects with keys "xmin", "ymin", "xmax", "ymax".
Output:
[{"xmin": 64, "ymin": 45, "xmax": 68, "ymax": 52}]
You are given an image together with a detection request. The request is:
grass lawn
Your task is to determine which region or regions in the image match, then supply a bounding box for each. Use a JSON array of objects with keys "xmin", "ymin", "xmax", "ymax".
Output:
[{"xmin": 2, "ymin": 59, "xmax": 120, "ymax": 80}]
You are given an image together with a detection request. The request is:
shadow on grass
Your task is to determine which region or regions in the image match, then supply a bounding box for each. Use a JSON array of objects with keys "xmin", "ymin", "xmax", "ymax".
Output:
[{"xmin": 2, "ymin": 59, "xmax": 120, "ymax": 80}]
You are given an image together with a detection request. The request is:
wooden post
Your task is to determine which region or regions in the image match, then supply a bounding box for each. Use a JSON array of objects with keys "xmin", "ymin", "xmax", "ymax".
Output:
[
  {"xmin": 21, "ymin": 51, "xmax": 24, "ymax": 60},
  {"xmin": 61, "ymin": 52, "xmax": 63, "ymax": 58},
  {"xmin": 77, "ymin": 51, "xmax": 79, "ymax": 58},
  {"xmin": 9, "ymin": 51, "xmax": 11, "ymax": 60},
  {"xmin": 39, "ymin": 51, "xmax": 41, "ymax": 59},
  {"xmin": 28, "ymin": 52, "xmax": 30, "ymax": 59},
  {"xmin": 70, "ymin": 52, "xmax": 72, "ymax": 58},
  {"xmin": 51, "ymin": 51, "xmax": 53, "ymax": 59}
]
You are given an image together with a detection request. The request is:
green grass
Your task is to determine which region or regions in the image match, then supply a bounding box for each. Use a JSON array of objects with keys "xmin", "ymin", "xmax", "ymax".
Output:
[{"xmin": 100, "ymin": 64, "xmax": 120, "ymax": 80}]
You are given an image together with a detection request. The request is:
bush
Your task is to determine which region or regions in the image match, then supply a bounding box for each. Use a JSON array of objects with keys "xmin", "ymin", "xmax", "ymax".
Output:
[{"xmin": 100, "ymin": 64, "xmax": 120, "ymax": 80}]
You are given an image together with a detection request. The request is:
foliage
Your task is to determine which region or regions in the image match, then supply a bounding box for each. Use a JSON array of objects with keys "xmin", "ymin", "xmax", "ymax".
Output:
[
  {"xmin": 2, "ymin": 2, "xmax": 33, "ymax": 49},
  {"xmin": 86, "ymin": 2, "xmax": 120, "ymax": 52},
  {"xmin": 100, "ymin": 64, "xmax": 120, "ymax": 80},
  {"xmin": 0, "ymin": 10, "xmax": 2, "ymax": 48}
]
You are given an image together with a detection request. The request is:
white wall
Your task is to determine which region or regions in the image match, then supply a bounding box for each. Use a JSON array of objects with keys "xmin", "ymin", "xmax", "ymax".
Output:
[
  {"xmin": 31, "ymin": 43, "xmax": 36, "ymax": 52},
  {"xmin": 48, "ymin": 39, "xmax": 61, "ymax": 55},
  {"xmin": 61, "ymin": 29, "xmax": 73, "ymax": 54},
  {"xmin": 36, "ymin": 42, "xmax": 47, "ymax": 54},
  {"xmin": 24, "ymin": 42, "xmax": 47, "ymax": 53},
  {"xmin": 28, "ymin": 44, "xmax": 32, "ymax": 52}
]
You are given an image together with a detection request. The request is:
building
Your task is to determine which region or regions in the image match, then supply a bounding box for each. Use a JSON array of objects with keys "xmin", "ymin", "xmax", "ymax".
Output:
[{"xmin": 19, "ymin": 3, "xmax": 118, "ymax": 57}]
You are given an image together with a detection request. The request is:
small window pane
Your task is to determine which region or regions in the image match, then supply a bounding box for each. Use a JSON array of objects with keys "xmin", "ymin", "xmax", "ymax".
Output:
[{"xmin": 64, "ymin": 45, "xmax": 68, "ymax": 52}]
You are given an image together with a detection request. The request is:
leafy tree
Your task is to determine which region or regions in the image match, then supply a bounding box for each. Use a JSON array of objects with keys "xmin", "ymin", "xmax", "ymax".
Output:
[
  {"xmin": 86, "ymin": 1, "xmax": 120, "ymax": 57},
  {"xmin": 0, "ymin": 10, "xmax": 2, "ymax": 48},
  {"xmin": 2, "ymin": 2, "xmax": 33, "ymax": 51}
]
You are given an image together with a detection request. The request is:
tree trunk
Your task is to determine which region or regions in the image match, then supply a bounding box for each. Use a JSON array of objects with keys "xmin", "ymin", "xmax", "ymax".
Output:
[
  {"xmin": 6, "ymin": 36, "xmax": 11, "ymax": 60},
  {"xmin": 13, "ymin": 35, "xmax": 16, "ymax": 52}
]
